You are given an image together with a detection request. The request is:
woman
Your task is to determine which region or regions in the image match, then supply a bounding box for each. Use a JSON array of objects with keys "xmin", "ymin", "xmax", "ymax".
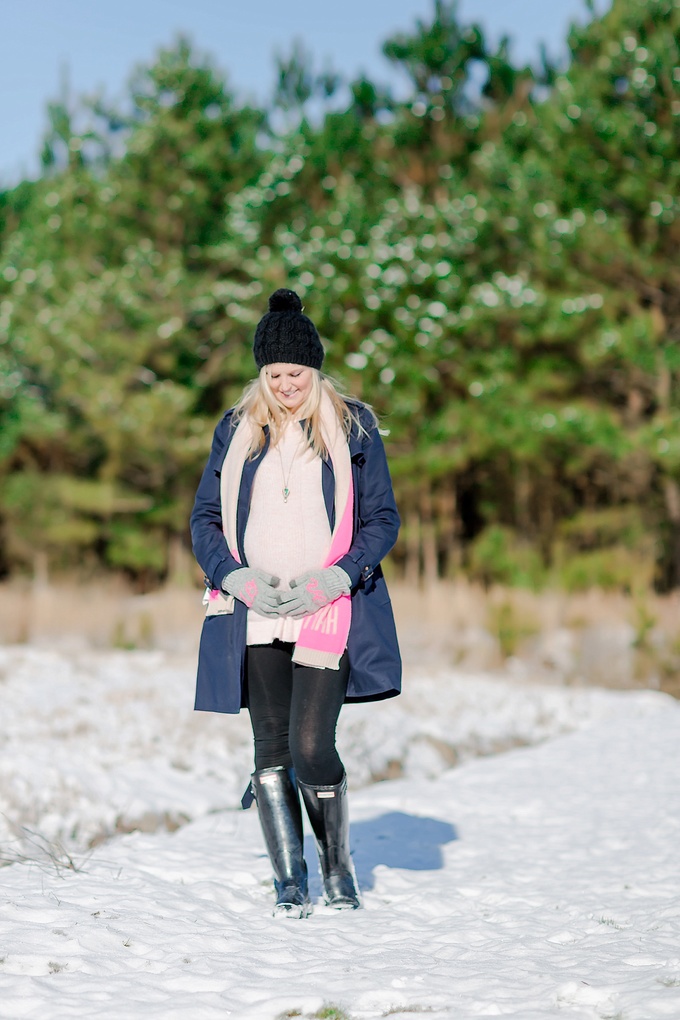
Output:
[{"xmin": 190, "ymin": 288, "xmax": 401, "ymax": 918}]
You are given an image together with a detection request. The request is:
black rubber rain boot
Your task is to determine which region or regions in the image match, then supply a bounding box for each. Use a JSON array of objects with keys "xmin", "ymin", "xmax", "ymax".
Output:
[
  {"xmin": 298, "ymin": 772, "xmax": 361, "ymax": 910},
  {"xmin": 250, "ymin": 766, "xmax": 312, "ymax": 919}
]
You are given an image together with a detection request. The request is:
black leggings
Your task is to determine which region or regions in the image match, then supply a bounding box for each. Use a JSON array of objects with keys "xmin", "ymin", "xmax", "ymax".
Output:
[{"xmin": 244, "ymin": 641, "xmax": 349, "ymax": 787}]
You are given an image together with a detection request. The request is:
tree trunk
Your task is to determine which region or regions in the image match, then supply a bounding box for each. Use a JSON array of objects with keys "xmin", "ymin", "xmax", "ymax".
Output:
[
  {"xmin": 537, "ymin": 476, "xmax": 554, "ymax": 567},
  {"xmin": 405, "ymin": 507, "xmax": 421, "ymax": 588},
  {"xmin": 515, "ymin": 461, "xmax": 531, "ymax": 535},
  {"xmin": 663, "ymin": 477, "xmax": 680, "ymax": 590},
  {"xmin": 167, "ymin": 534, "xmax": 193, "ymax": 586},
  {"xmin": 420, "ymin": 484, "xmax": 438, "ymax": 586},
  {"xmin": 438, "ymin": 482, "xmax": 459, "ymax": 576},
  {"xmin": 33, "ymin": 549, "xmax": 49, "ymax": 590}
]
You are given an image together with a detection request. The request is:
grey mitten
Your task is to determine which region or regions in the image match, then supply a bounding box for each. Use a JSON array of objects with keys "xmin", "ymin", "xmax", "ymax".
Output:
[
  {"xmin": 279, "ymin": 566, "xmax": 351, "ymax": 618},
  {"xmin": 222, "ymin": 568, "xmax": 282, "ymax": 617}
]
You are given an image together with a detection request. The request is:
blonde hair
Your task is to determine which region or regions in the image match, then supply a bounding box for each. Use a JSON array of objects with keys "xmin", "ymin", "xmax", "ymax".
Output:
[{"xmin": 233, "ymin": 367, "xmax": 375, "ymax": 459}]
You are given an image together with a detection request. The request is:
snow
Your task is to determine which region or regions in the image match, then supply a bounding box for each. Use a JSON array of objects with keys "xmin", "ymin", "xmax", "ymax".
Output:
[{"xmin": 1, "ymin": 645, "xmax": 680, "ymax": 1019}]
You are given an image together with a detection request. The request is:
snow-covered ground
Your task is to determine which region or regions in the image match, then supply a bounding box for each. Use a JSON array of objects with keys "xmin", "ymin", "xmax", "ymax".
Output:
[{"xmin": 1, "ymin": 646, "xmax": 679, "ymax": 1019}]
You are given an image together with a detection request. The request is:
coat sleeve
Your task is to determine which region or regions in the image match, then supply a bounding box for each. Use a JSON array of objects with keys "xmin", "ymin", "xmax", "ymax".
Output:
[
  {"xmin": 335, "ymin": 408, "xmax": 400, "ymax": 589},
  {"xmin": 190, "ymin": 412, "xmax": 241, "ymax": 590}
]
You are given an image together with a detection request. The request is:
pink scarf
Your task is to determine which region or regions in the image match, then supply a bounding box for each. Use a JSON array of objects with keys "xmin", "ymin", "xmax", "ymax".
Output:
[{"xmin": 219, "ymin": 391, "xmax": 354, "ymax": 670}]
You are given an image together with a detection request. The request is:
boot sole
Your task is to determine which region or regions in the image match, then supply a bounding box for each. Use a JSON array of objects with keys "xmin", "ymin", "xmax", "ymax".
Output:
[
  {"xmin": 273, "ymin": 901, "xmax": 313, "ymax": 919},
  {"xmin": 326, "ymin": 897, "xmax": 361, "ymax": 910}
]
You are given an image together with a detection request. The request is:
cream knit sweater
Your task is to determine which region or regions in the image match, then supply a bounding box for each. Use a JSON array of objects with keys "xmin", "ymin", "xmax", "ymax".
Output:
[{"xmin": 243, "ymin": 422, "xmax": 332, "ymax": 645}]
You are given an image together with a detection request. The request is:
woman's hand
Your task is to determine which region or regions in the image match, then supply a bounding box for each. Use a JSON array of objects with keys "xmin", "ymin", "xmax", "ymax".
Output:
[
  {"xmin": 222, "ymin": 568, "xmax": 283, "ymax": 617},
  {"xmin": 278, "ymin": 566, "xmax": 351, "ymax": 617}
]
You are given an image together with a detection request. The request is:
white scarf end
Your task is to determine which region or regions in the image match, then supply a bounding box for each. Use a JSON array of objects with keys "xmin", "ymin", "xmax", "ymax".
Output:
[{"xmin": 292, "ymin": 647, "xmax": 343, "ymax": 670}]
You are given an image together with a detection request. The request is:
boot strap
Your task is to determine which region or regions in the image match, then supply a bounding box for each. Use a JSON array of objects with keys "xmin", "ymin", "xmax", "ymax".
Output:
[{"xmin": 241, "ymin": 781, "xmax": 255, "ymax": 810}]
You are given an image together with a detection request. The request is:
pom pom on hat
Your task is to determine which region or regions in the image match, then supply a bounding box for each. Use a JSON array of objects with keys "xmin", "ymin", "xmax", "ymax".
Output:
[
  {"xmin": 267, "ymin": 288, "xmax": 303, "ymax": 314},
  {"xmin": 253, "ymin": 288, "xmax": 324, "ymax": 370}
]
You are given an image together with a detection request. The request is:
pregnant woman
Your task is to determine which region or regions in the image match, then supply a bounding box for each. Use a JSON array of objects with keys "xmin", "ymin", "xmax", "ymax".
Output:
[{"xmin": 190, "ymin": 288, "xmax": 401, "ymax": 917}]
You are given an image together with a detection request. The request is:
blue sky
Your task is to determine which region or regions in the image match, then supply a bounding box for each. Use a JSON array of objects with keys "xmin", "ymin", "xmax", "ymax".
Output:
[{"xmin": 2, "ymin": 0, "xmax": 611, "ymax": 186}]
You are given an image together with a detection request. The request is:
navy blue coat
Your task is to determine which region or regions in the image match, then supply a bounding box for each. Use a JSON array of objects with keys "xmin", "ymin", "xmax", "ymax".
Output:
[{"xmin": 190, "ymin": 402, "xmax": 402, "ymax": 714}]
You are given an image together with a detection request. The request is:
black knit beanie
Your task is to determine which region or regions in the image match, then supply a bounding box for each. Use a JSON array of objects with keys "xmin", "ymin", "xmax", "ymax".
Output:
[{"xmin": 253, "ymin": 289, "xmax": 325, "ymax": 370}]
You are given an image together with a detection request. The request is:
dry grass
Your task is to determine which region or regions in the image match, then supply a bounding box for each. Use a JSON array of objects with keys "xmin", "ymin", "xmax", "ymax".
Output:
[
  {"xmin": 391, "ymin": 579, "xmax": 680, "ymax": 634},
  {"xmin": 1, "ymin": 576, "xmax": 679, "ymax": 695},
  {"xmin": 391, "ymin": 580, "xmax": 680, "ymax": 695},
  {"xmin": 0, "ymin": 577, "xmax": 203, "ymax": 653}
]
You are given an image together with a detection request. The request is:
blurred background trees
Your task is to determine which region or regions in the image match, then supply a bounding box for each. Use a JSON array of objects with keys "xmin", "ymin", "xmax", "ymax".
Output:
[{"xmin": 0, "ymin": 0, "xmax": 678, "ymax": 593}]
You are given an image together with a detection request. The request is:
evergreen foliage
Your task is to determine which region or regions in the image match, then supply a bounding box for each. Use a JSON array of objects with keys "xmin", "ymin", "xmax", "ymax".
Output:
[{"xmin": 0, "ymin": 0, "xmax": 678, "ymax": 590}]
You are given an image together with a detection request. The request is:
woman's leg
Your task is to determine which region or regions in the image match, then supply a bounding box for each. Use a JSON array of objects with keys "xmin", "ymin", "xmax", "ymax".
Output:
[
  {"xmin": 245, "ymin": 643, "xmax": 295, "ymax": 771},
  {"xmin": 244, "ymin": 643, "xmax": 311, "ymax": 917},
  {"xmin": 288, "ymin": 652, "xmax": 350, "ymax": 786},
  {"xmin": 288, "ymin": 653, "xmax": 360, "ymax": 909}
]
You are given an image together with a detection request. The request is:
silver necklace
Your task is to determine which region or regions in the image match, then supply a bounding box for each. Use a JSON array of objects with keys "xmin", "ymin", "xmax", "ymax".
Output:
[{"xmin": 276, "ymin": 439, "xmax": 299, "ymax": 503}]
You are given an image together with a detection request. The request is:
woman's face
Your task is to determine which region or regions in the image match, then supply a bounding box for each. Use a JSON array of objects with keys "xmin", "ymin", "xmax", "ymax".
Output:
[{"xmin": 266, "ymin": 363, "xmax": 314, "ymax": 414}]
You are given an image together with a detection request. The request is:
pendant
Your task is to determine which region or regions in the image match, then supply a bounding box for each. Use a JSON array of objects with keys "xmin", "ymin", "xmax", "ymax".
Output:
[{"xmin": 283, "ymin": 487, "xmax": 290, "ymax": 502}]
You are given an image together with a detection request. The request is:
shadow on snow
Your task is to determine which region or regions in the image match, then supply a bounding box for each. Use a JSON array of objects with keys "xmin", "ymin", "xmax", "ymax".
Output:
[{"xmin": 305, "ymin": 811, "xmax": 458, "ymax": 895}]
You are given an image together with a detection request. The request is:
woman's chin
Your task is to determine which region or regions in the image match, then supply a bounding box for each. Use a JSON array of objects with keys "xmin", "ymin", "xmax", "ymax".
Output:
[{"xmin": 279, "ymin": 400, "xmax": 302, "ymax": 414}]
